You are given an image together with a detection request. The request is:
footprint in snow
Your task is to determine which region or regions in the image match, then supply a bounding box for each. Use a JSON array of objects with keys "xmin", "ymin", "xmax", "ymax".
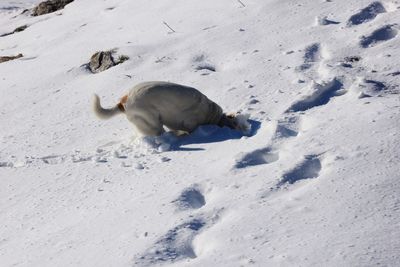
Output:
[
  {"xmin": 173, "ymin": 186, "xmax": 206, "ymax": 210},
  {"xmin": 195, "ymin": 63, "xmax": 216, "ymax": 72},
  {"xmin": 276, "ymin": 154, "xmax": 322, "ymax": 188},
  {"xmin": 285, "ymin": 78, "xmax": 345, "ymax": 113},
  {"xmin": 41, "ymin": 155, "xmax": 65, "ymax": 165},
  {"xmin": 135, "ymin": 216, "xmax": 218, "ymax": 266},
  {"xmin": 387, "ymin": 71, "xmax": 400, "ymax": 77},
  {"xmin": 0, "ymin": 161, "xmax": 14, "ymax": 168},
  {"xmin": 360, "ymin": 25, "xmax": 398, "ymax": 48},
  {"xmin": 192, "ymin": 54, "xmax": 216, "ymax": 75},
  {"xmin": 274, "ymin": 115, "xmax": 300, "ymax": 139},
  {"xmin": 234, "ymin": 147, "xmax": 279, "ymax": 169},
  {"xmin": 354, "ymin": 78, "xmax": 387, "ymax": 98},
  {"xmin": 136, "ymin": 210, "xmax": 222, "ymax": 265},
  {"xmin": 347, "ymin": 1, "xmax": 386, "ymax": 27},
  {"xmin": 315, "ymin": 16, "xmax": 340, "ymax": 26},
  {"xmin": 136, "ymin": 219, "xmax": 206, "ymax": 265},
  {"xmin": 233, "ymin": 116, "xmax": 298, "ymax": 170},
  {"xmin": 70, "ymin": 150, "xmax": 93, "ymax": 163},
  {"xmin": 296, "ymin": 43, "xmax": 321, "ymax": 71},
  {"xmin": 339, "ymin": 55, "xmax": 361, "ymax": 68}
]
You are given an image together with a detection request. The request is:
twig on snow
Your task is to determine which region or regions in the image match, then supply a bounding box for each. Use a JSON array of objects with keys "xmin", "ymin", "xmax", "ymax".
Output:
[
  {"xmin": 163, "ymin": 21, "xmax": 176, "ymax": 33},
  {"xmin": 237, "ymin": 0, "xmax": 246, "ymax": 7}
]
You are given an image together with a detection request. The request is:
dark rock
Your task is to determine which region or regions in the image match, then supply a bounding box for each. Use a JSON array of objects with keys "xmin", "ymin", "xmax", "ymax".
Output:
[
  {"xmin": 88, "ymin": 51, "xmax": 129, "ymax": 73},
  {"xmin": 14, "ymin": 25, "xmax": 28, "ymax": 32},
  {"xmin": 32, "ymin": 0, "xmax": 74, "ymax": 16},
  {"xmin": 89, "ymin": 51, "xmax": 116, "ymax": 73},
  {"xmin": 0, "ymin": 25, "xmax": 28, "ymax": 38},
  {"xmin": 0, "ymin": 53, "xmax": 23, "ymax": 63}
]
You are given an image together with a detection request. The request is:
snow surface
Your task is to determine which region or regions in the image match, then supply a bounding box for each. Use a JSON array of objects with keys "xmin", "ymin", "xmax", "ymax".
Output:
[{"xmin": 1, "ymin": 0, "xmax": 400, "ymax": 266}]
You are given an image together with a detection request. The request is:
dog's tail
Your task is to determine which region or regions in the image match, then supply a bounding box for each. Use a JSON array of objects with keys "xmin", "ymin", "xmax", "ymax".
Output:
[{"xmin": 92, "ymin": 94, "xmax": 125, "ymax": 120}]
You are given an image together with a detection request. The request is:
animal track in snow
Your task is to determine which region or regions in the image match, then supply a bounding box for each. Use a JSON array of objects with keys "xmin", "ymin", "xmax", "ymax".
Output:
[
  {"xmin": 387, "ymin": 71, "xmax": 400, "ymax": 77},
  {"xmin": 296, "ymin": 43, "xmax": 321, "ymax": 71},
  {"xmin": 192, "ymin": 54, "xmax": 216, "ymax": 75},
  {"xmin": 234, "ymin": 147, "xmax": 279, "ymax": 169},
  {"xmin": 347, "ymin": 1, "xmax": 386, "ymax": 26},
  {"xmin": 316, "ymin": 16, "xmax": 340, "ymax": 26},
  {"xmin": 137, "ymin": 218, "xmax": 205, "ymax": 265},
  {"xmin": 136, "ymin": 209, "xmax": 222, "ymax": 266},
  {"xmin": 233, "ymin": 116, "xmax": 296, "ymax": 170},
  {"xmin": 338, "ymin": 55, "xmax": 362, "ymax": 68},
  {"xmin": 71, "ymin": 154, "xmax": 92, "ymax": 163},
  {"xmin": 360, "ymin": 25, "xmax": 398, "ymax": 48},
  {"xmin": 276, "ymin": 155, "xmax": 321, "ymax": 188},
  {"xmin": 354, "ymin": 78, "xmax": 387, "ymax": 98},
  {"xmin": 286, "ymin": 78, "xmax": 345, "ymax": 113},
  {"xmin": 194, "ymin": 63, "xmax": 216, "ymax": 72},
  {"xmin": 173, "ymin": 187, "xmax": 206, "ymax": 210},
  {"xmin": 41, "ymin": 155, "xmax": 65, "ymax": 165},
  {"xmin": 0, "ymin": 161, "xmax": 13, "ymax": 168},
  {"xmin": 364, "ymin": 80, "xmax": 386, "ymax": 90},
  {"xmin": 274, "ymin": 115, "xmax": 300, "ymax": 139}
]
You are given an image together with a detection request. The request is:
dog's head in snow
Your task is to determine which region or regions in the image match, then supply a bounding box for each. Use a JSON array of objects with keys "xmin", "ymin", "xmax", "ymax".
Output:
[{"xmin": 219, "ymin": 113, "xmax": 251, "ymax": 135}]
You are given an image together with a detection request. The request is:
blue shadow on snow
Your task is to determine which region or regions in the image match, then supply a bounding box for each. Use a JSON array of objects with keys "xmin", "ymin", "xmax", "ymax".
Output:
[{"xmin": 165, "ymin": 119, "xmax": 261, "ymax": 151}]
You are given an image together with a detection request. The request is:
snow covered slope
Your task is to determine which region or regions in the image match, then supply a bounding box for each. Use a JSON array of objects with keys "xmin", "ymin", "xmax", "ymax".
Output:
[{"xmin": 1, "ymin": 0, "xmax": 399, "ymax": 266}]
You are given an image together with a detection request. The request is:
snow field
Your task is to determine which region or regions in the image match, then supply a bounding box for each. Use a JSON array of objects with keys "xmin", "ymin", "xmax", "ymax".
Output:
[{"xmin": 1, "ymin": 0, "xmax": 400, "ymax": 266}]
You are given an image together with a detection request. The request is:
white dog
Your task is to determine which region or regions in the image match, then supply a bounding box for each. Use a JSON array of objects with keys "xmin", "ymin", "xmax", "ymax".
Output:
[{"xmin": 93, "ymin": 81, "xmax": 249, "ymax": 136}]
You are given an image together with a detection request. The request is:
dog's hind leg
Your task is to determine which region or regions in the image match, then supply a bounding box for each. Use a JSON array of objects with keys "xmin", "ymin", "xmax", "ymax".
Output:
[{"xmin": 128, "ymin": 114, "xmax": 165, "ymax": 136}]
